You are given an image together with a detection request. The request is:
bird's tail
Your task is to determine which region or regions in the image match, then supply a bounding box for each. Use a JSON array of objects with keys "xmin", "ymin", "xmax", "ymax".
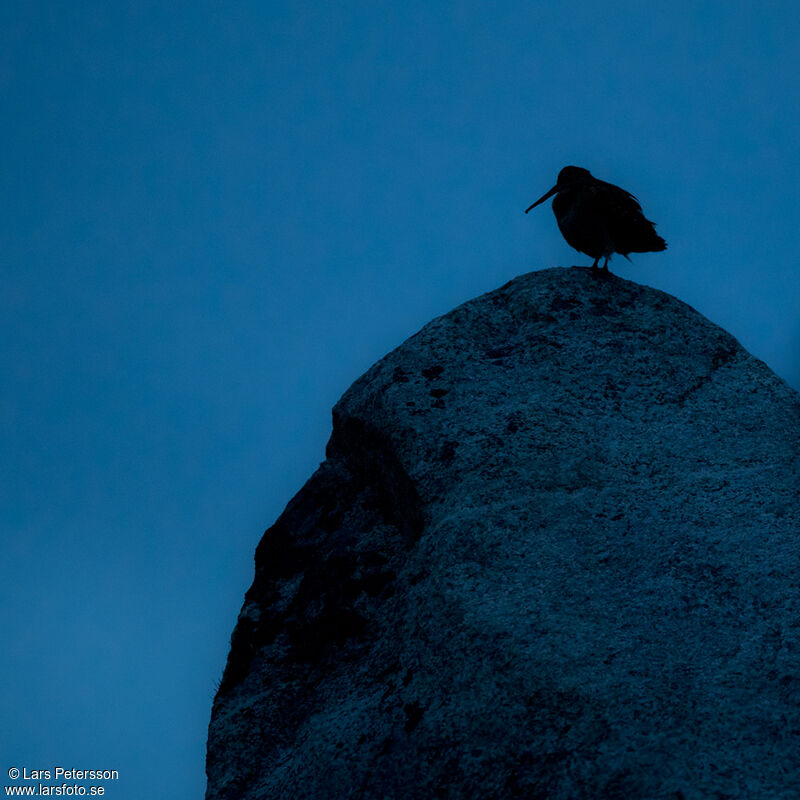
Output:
[
  {"xmin": 629, "ymin": 220, "xmax": 667, "ymax": 254},
  {"xmin": 643, "ymin": 234, "xmax": 667, "ymax": 252}
]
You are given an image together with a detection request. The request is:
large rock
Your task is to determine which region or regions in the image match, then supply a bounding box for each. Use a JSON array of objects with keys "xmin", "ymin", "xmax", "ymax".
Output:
[{"xmin": 206, "ymin": 267, "xmax": 800, "ymax": 799}]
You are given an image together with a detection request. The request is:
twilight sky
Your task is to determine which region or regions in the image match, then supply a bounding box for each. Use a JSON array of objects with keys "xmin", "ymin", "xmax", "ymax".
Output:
[{"xmin": 3, "ymin": 2, "xmax": 800, "ymax": 797}]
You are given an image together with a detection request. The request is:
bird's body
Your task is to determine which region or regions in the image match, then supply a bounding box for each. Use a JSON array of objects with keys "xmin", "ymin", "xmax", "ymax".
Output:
[{"xmin": 526, "ymin": 166, "xmax": 667, "ymax": 271}]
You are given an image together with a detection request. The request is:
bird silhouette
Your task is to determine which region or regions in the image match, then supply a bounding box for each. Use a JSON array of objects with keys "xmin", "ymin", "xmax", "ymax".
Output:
[{"xmin": 526, "ymin": 166, "xmax": 667, "ymax": 272}]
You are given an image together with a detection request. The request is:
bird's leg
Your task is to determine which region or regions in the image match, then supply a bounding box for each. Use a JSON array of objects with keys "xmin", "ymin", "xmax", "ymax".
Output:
[
  {"xmin": 591, "ymin": 257, "xmax": 600, "ymax": 269},
  {"xmin": 601, "ymin": 257, "xmax": 610, "ymax": 272}
]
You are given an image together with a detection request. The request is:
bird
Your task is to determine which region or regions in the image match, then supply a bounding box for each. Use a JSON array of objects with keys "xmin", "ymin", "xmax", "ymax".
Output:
[{"xmin": 525, "ymin": 166, "xmax": 667, "ymax": 272}]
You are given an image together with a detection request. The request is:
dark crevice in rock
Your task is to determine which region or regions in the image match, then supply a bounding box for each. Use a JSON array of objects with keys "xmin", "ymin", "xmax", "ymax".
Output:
[
  {"xmin": 675, "ymin": 340, "xmax": 741, "ymax": 405},
  {"xmin": 327, "ymin": 411, "xmax": 424, "ymax": 546},
  {"xmin": 403, "ymin": 701, "xmax": 425, "ymax": 733},
  {"xmin": 422, "ymin": 365, "xmax": 445, "ymax": 380},
  {"xmin": 214, "ymin": 413, "xmax": 424, "ymax": 700}
]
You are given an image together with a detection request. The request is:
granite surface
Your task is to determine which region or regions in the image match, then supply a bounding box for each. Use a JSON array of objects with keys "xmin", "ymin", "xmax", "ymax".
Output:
[{"xmin": 207, "ymin": 267, "xmax": 800, "ymax": 799}]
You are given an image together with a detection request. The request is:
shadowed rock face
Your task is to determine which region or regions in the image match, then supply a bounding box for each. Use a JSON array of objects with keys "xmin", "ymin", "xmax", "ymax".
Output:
[{"xmin": 206, "ymin": 267, "xmax": 800, "ymax": 800}]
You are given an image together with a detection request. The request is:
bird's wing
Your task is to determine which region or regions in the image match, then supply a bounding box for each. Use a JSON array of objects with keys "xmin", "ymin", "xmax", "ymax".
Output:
[
  {"xmin": 593, "ymin": 182, "xmax": 665, "ymax": 254},
  {"xmin": 593, "ymin": 180, "xmax": 643, "ymax": 213}
]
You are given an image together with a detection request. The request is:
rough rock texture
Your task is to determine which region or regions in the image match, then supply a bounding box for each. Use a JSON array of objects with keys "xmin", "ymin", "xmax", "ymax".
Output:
[{"xmin": 207, "ymin": 267, "xmax": 800, "ymax": 800}]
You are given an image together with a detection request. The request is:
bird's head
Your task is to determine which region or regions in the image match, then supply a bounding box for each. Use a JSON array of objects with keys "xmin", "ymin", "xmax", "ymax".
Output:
[{"xmin": 525, "ymin": 165, "xmax": 594, "ymax": 212}]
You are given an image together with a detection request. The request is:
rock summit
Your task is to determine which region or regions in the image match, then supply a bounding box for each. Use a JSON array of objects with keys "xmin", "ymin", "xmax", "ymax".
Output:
[{"xmin": 207, "ymin": 267, "xmax": 800, "ymax": 800}]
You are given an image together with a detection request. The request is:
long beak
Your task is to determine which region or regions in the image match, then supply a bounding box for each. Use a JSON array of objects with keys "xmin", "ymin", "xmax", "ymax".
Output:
[{"xmin": 525, "ymin": 184, "xmax": 558, "ymax": 213}]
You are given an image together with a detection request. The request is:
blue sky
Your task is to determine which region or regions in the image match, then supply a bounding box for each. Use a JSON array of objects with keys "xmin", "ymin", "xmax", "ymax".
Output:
[{"xmin": 3, "ymin": 2, "xmax": 800, "ymax": 797}]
